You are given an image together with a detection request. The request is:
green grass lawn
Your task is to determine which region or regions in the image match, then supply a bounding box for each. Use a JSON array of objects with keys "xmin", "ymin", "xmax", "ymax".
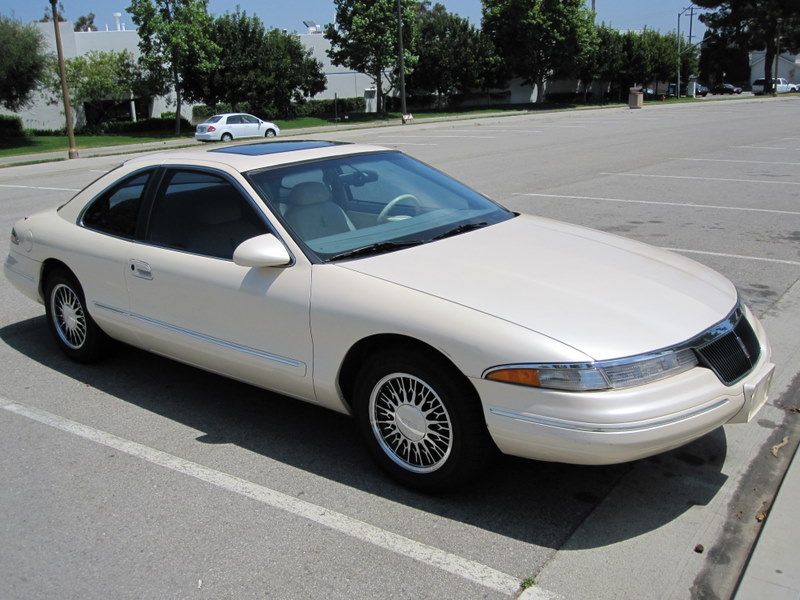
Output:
[{"xmin": 0, "ymin": 133, "xmax": 187, "ymax": 158}]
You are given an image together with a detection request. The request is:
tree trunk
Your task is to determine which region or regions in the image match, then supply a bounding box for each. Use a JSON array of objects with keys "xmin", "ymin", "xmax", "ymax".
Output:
[
  {"xmin": 173, "ymin": 68, "xmax": 182, "ymax": 136},
  {"xmin": 534, "ymin": 77, "xmax": 546, "ymax": 103},
  {"xmin": 763, "ymin": 48, "xmax": 774, "ymax": 94}
]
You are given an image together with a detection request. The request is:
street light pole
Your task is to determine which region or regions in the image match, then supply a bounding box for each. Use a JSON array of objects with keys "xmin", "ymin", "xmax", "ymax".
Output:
[
  {"xmin": 396, "ymin": 0, "xmax": 408, "ymax": 124},
  {"xmin": 50, "ymin": 0, "xmax": 78, "ymax": 159},
  {"xmin": 772, "ymin": 18, "xmax": 782, "ymax": 98},
  {"xmin": 675, "ymin": 5, "xmax": 697, "ymax": 98}
]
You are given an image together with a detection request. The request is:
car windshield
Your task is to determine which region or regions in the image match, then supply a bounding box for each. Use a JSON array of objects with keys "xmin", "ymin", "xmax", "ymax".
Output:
[{"xmin": 245, "ymin": 151, "xmax": 515, "ymax": 262}]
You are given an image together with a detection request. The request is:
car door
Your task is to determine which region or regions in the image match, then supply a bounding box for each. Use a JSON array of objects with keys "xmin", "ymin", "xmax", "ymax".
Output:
[
  {"xmin": 124, "ymin": 167, "xmax": 316, "ymax": 401},
  {"xmin": 240, "ymin": 114, "xmax": 262, "ymax": 138},
  {"xmin": 75, "ymin": 168, "xmax": 155, "ymax": 345}
]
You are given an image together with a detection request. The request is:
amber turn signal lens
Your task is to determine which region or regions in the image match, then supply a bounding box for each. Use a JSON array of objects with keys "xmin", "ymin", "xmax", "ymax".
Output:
[{"xmin": 486, "ymin": 368, "xmax": 541, "ymax": 387}]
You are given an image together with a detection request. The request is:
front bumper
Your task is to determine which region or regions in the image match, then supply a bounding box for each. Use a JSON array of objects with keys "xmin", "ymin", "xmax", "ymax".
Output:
[{"xmin": 476, "ymin": 344, "xmax": 774, "ymax": 466}]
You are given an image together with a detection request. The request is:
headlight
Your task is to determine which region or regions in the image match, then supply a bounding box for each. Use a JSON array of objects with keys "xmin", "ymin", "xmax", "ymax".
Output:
[{"xmin": 485, "ymin": 348, "xmax": 699, "ymax": 392}]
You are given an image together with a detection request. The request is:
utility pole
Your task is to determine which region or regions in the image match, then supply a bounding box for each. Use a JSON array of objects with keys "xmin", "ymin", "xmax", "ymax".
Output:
[
  {"xmin": 396, "ymin": 0, "xmax": 408, "ymax": 124},
  {"xmin": 50, "ymin": 0, "xmax": 78, "ymax": 159},
  {"xmin": 773, "ymin": 18, "xmax": 782, "ymax": 97}
]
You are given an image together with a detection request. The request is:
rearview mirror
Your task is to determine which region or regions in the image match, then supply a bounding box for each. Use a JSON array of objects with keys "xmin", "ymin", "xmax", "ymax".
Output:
[{"xmin": 233, "ymin": 234, "xmax": 292, "ymax": 267}]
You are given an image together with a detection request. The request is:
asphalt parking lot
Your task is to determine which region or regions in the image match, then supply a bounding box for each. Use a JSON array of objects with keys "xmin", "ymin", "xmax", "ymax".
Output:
[{"xmin": 1, "ymin": 97, "xmax": 798, "ymax": 600}]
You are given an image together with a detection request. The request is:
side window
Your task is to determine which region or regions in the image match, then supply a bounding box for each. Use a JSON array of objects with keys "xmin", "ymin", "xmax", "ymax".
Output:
[
  {"xmin": 82, "ymin": 170, "xmax": 152, "ymax": 238},
  {"xmin": 146, "ymin": 169, "xmax": 269, "ymax": 260}
]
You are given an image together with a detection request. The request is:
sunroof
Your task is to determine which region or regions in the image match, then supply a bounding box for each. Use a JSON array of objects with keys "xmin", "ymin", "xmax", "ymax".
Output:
[{"xmin": 209, "ymin": 140, "xmax": 349, "ymax": 156}]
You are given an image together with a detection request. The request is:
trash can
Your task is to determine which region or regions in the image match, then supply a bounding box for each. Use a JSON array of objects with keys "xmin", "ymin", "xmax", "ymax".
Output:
[{"xmin": 628, "ymin": 87, "xmax": 643, "ymax": 109}]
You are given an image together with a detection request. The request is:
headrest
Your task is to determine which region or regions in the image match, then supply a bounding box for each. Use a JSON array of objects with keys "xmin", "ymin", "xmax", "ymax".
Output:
[{"xmin": 289, "ymin": 182, "xmax": 331, "ymax": 206}]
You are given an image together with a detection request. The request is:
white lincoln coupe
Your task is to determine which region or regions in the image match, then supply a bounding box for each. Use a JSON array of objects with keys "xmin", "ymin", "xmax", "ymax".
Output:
[{"xmin": 4, "ymin": 141, "xmax": 775, "ymax": 490}]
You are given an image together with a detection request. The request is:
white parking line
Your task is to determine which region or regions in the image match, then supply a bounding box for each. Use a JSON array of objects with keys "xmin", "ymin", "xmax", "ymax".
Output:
[
  {"xmin": 0, "ymin": 396, "xmax": 522, "ymax": 597},
  {"xmin": 514, "ymin": 193, "xmax": 800, "ymax": 216},
  {"xmin": 732, "ymin": 146, "xmax": 791, "ymax": 150},
  {"xmin": 662, "ymin": 248, "xmax": 800, "ymax": 267},
  {"xmin": 0, "ymin": 184, "xmax": 80, "ymax": 192},
  {"xmin": 377, "ymin": 134, "xmax": 497, "ymax": 139},
  {"xmin": 682, "ymin": 158, "xmax": 800, "ymax": 166},
  {"xmin": 599, "ymin": 172, "xmax": 800, "ymax": 186}
]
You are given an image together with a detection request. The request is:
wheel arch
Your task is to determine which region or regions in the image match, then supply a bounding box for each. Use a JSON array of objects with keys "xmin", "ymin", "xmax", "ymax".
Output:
[
  {"xmin": 337, "ymin": 333, "xmax": 477, "ymax": 412},
  {"xmin": 40, "ymin": 258, "xmax": 75, "ymax": 299}
]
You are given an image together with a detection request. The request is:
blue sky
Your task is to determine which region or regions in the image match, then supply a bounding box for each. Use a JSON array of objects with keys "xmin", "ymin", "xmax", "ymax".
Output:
[{"xmin": 1, "ymin": 1, "xmax": 707, "ymax": 39}]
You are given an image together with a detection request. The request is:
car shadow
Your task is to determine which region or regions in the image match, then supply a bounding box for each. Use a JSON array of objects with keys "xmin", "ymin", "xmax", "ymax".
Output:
[{"xmin": 1, "ymin": 316, "xmax": 729, "ymax": 551}]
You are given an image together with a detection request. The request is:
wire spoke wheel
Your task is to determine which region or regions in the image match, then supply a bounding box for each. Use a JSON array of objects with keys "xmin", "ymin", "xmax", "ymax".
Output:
[
  {"xmin": 369, "ymin": 372, "xmax": 453, "ymax": 473},
  {"xmin": 44, "ymin": 268, "xmax": 108, "ymax": 363},
  {"xmin": 51, "ymin": 282, "xmax": 88, "ymax": 350}
]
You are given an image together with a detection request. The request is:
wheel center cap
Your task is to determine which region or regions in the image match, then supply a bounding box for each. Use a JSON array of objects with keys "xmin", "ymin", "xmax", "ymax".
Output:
[
  {"xmin": 394, "ymin": 404, "xmax": 426, "ymax": 442},
  {"xmin": 61, "ymin": 306, "xmax": 78, "ymax": 330}
]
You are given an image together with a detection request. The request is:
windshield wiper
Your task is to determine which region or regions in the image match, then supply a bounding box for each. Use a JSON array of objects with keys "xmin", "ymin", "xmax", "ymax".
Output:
[
  {"xmin": 328, "ymin": 240, "xmax": 424, "ymax": 261},
  {"xmin": 432, "ymin": 222, "xmax": 489, "ymax": 240}
]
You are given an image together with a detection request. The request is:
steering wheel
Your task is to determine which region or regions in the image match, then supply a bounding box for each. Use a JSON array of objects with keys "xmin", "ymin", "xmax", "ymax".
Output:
[{"xmin": 377, "ymin": 194, "xmax": 420, "ymax": 224}]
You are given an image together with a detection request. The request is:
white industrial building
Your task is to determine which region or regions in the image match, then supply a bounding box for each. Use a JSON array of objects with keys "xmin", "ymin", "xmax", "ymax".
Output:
[{"xmin": 3, "ymin": 16, "xmax": 377, "ymax": 130}]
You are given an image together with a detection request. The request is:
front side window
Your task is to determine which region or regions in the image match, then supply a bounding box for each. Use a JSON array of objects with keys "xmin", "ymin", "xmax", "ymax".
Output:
[
  {"xmin": 146, "ymin": 169, "xmax": 268, "ymax": 260},
  {"xmin": 82, "ymin": 169, "xmax": 152, "ymax": 238}
]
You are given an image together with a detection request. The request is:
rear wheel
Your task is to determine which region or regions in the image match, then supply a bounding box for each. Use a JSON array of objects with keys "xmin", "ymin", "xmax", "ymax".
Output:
[
  {"xmin": 354, "ymin": 349, "xmax": 495, "ymax": 491},
  {"xmin": 44, "ymin": 268, "xmax": 108, "ymax": 363},
  {"xmin": 221, "ymin": 132, "xmax": 233, "ymax": 142}
]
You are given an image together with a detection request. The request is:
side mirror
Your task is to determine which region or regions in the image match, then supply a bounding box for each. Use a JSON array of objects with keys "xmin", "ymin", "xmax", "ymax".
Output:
[{"xmin": 233, "ymin": 234, "xmax": 292, "ymax": 267}]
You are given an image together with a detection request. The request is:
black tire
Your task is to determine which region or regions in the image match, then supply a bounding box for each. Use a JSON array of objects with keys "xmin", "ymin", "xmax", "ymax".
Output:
[
  {"xmin": 353, "ymin": 348, "xmax": 495, "ymax": 491},
  {"xmin": 44, "ymin": 268, "xmax": 108, "ymax": 363},
  {"xmin": 265, "ymin": 129, "xmax": 277, "ymax": 137},
  {"xmin": 221, "ymin": 132, "xmax": 233, "ymax": 142}
]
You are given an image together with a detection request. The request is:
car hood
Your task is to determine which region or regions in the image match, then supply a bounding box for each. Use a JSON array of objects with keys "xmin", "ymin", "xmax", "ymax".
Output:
[{"xmin": 340, "ymin": 215, "xmax": 737, "ymax": 361}]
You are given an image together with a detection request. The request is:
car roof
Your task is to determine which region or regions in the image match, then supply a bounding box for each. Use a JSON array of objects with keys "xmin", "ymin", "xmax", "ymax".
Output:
[{"xmin": 121, "ymin": 140, "xmax": 393, "ymax": 172}]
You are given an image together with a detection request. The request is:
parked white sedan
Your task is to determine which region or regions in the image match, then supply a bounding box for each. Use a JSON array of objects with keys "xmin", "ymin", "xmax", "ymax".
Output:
[
  {"xmin": 4, "ymin": 141, "xmax": 774, "ymax": 490},
  {"xmin": 195, "ymin": 113, "xmax": 280, "ymax": 142}
]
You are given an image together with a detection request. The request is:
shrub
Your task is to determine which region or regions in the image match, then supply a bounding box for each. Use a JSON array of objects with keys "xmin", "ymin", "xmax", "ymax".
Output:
[{"xmin": 0, "ymin": 114, "xmax": 25, "ymax": 138}]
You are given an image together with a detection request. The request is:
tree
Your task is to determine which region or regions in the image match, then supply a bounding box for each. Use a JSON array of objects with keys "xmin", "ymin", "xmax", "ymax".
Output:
[
  {"xmin": 44, "ymin": 49, "xmax": 158, "ymax": 128},
  {"xmin": 407, "ymin": 2, "xmax": 499, "ymax": 106},
  {"xmin": 185, "ymin": 9, "xmax": 326, "ymax": 118},
  {"xmin": 259, "ymin": 29, "xmax": 327, "ymax": 116},
  {"xmin": 0, "ymin": 15, "xmax": 50, "ymax": 111},
  {"xmin": 127, "ymin": 0, "xmax": 219, "ymax": 134},
  {"xmin": 591, "ymin": 24, "xmax": 626, "ymax": 101},
  {"xmin": 73, "ymin": 13, "xmax": 97, "ymax": 32},
  {"xmin": 482, "ymin": 0, "xmax": 596, "ymax": 103},
  {"xmin": 694, "ymin": 0, "xmax": 800, "ymax": 94},
  {"xmin": 325, "ymin": 0, "xmax": 417, "ymax": 114},
  {"xmin": 39, "ymin": 2, "xmax": 66, "ymax": 22},
  {"xmin": 698, "ymin": 31, "xmax": 750, "ymax": 85}
]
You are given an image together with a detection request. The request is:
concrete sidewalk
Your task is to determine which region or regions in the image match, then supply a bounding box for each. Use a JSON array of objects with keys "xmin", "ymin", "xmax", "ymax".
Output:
[{"xmin": 734, "ymin": 438, "xmax": 800, "ymax": 599}]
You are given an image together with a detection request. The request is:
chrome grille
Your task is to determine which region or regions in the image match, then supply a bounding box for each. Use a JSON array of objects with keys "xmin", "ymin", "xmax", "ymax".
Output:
[{"xmin": 695, "ymin": 309, "xmax": 761, "ymax": 385}]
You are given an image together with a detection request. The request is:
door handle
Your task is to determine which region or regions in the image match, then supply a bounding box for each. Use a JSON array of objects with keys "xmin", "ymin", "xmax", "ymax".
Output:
[{"xmin": 129, "ymin": 259, "xmax": 153, "ymax": 280}]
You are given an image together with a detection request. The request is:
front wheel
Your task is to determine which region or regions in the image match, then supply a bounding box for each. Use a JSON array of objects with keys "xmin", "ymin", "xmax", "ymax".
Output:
[
  {"xmin": 44, "ymin": 268, "xmax": 108, "ymax": 363},
  {"xmin": 265, "ymin": 129, "xmax": 277, "ymax": 137},
  {"xmin": 353, "ymin": 349, "xmax": 495, "ymax": 491}
]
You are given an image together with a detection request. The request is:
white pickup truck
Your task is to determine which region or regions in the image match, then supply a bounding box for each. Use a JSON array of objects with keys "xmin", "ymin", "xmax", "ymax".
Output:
[{"xmin": 752, "ymin": 77, "xmax": 799, "ymax": 94}]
